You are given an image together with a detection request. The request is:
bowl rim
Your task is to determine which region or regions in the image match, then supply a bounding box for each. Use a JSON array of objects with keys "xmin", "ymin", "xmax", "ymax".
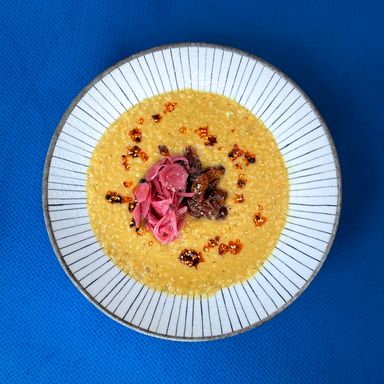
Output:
[{"xmin": 42, "ymin": 42, "xmax": 342, "ymax": 341}]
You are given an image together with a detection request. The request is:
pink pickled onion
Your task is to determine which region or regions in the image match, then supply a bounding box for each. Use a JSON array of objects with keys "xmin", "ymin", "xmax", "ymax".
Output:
[{"xmin": 132, "ymin": 154, "xmax": 193, "ymax": 244}]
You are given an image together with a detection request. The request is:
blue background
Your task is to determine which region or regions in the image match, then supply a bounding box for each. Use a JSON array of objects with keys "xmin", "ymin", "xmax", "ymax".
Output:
[{"xmin": 1, "ymin": 1, "xmax": 383, "ymax": 383}]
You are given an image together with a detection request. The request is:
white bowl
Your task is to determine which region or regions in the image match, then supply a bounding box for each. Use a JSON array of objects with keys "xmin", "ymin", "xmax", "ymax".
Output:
[{"xmin": 43, "ymin": 43, "xmax": 341, "ymax": 341}]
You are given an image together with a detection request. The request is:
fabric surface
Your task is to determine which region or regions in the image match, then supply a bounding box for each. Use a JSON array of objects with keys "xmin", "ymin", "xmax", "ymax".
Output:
[{"xmin": 1, "ymin": 1, "xmax": 383, "ymax": 383}]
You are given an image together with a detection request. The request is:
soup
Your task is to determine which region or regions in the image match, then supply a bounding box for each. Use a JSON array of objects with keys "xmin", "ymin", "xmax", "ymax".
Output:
[{"xmin": 86, "ymin": 90, "xmax": 289, "ymax": 296}]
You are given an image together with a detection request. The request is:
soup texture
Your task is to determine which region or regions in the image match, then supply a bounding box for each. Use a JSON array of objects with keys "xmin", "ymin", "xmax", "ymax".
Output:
[{"xmin": 87, "ymin": 90, "xmax": 289, "ymax": 296}]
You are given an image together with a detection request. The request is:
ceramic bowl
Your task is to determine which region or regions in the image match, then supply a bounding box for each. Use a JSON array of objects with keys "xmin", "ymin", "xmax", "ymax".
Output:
[{"xmin": 43, "ymin": 43, "xmax": 341, "ymax": 341}]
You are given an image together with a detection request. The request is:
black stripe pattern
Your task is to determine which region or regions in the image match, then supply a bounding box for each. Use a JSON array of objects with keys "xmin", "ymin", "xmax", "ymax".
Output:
[{"xmin": 46, "ymin": 44, "xmax": 340, "ymax": 340}]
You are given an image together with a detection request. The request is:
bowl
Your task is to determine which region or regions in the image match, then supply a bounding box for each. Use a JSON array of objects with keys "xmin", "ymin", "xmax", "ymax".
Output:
[{"xmin": 43, "ymin": 43, "xmax": 341, "ymax": 340}]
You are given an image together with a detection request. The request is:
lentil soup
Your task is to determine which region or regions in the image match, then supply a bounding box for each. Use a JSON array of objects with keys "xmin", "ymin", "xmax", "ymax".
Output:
[{"xmin": 86, "ymin": 90, "xmax": 289, "ymax": 296}]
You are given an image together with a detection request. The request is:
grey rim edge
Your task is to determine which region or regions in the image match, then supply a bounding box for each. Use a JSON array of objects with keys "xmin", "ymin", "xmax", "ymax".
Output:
[{"xmin": 42, "ymin": 42, "xmax": 342, "ymax": 342}]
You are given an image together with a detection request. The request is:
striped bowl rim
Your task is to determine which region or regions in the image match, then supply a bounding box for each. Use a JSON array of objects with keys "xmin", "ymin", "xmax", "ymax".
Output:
[{"xmin": 42, "ymin": 43, "xmax": 342, "ymax": 341}]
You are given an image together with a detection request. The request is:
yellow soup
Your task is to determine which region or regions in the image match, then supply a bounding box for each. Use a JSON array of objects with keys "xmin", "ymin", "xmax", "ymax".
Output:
[{"xmin": 87, "ymin": 90, "xmax": 289, "ymax": 296}]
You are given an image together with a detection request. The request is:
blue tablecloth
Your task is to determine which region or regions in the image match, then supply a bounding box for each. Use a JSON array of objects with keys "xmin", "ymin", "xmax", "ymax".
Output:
[{"xmin": 1, "ymin": 1, "xmax": 383, "ymax": 383}]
